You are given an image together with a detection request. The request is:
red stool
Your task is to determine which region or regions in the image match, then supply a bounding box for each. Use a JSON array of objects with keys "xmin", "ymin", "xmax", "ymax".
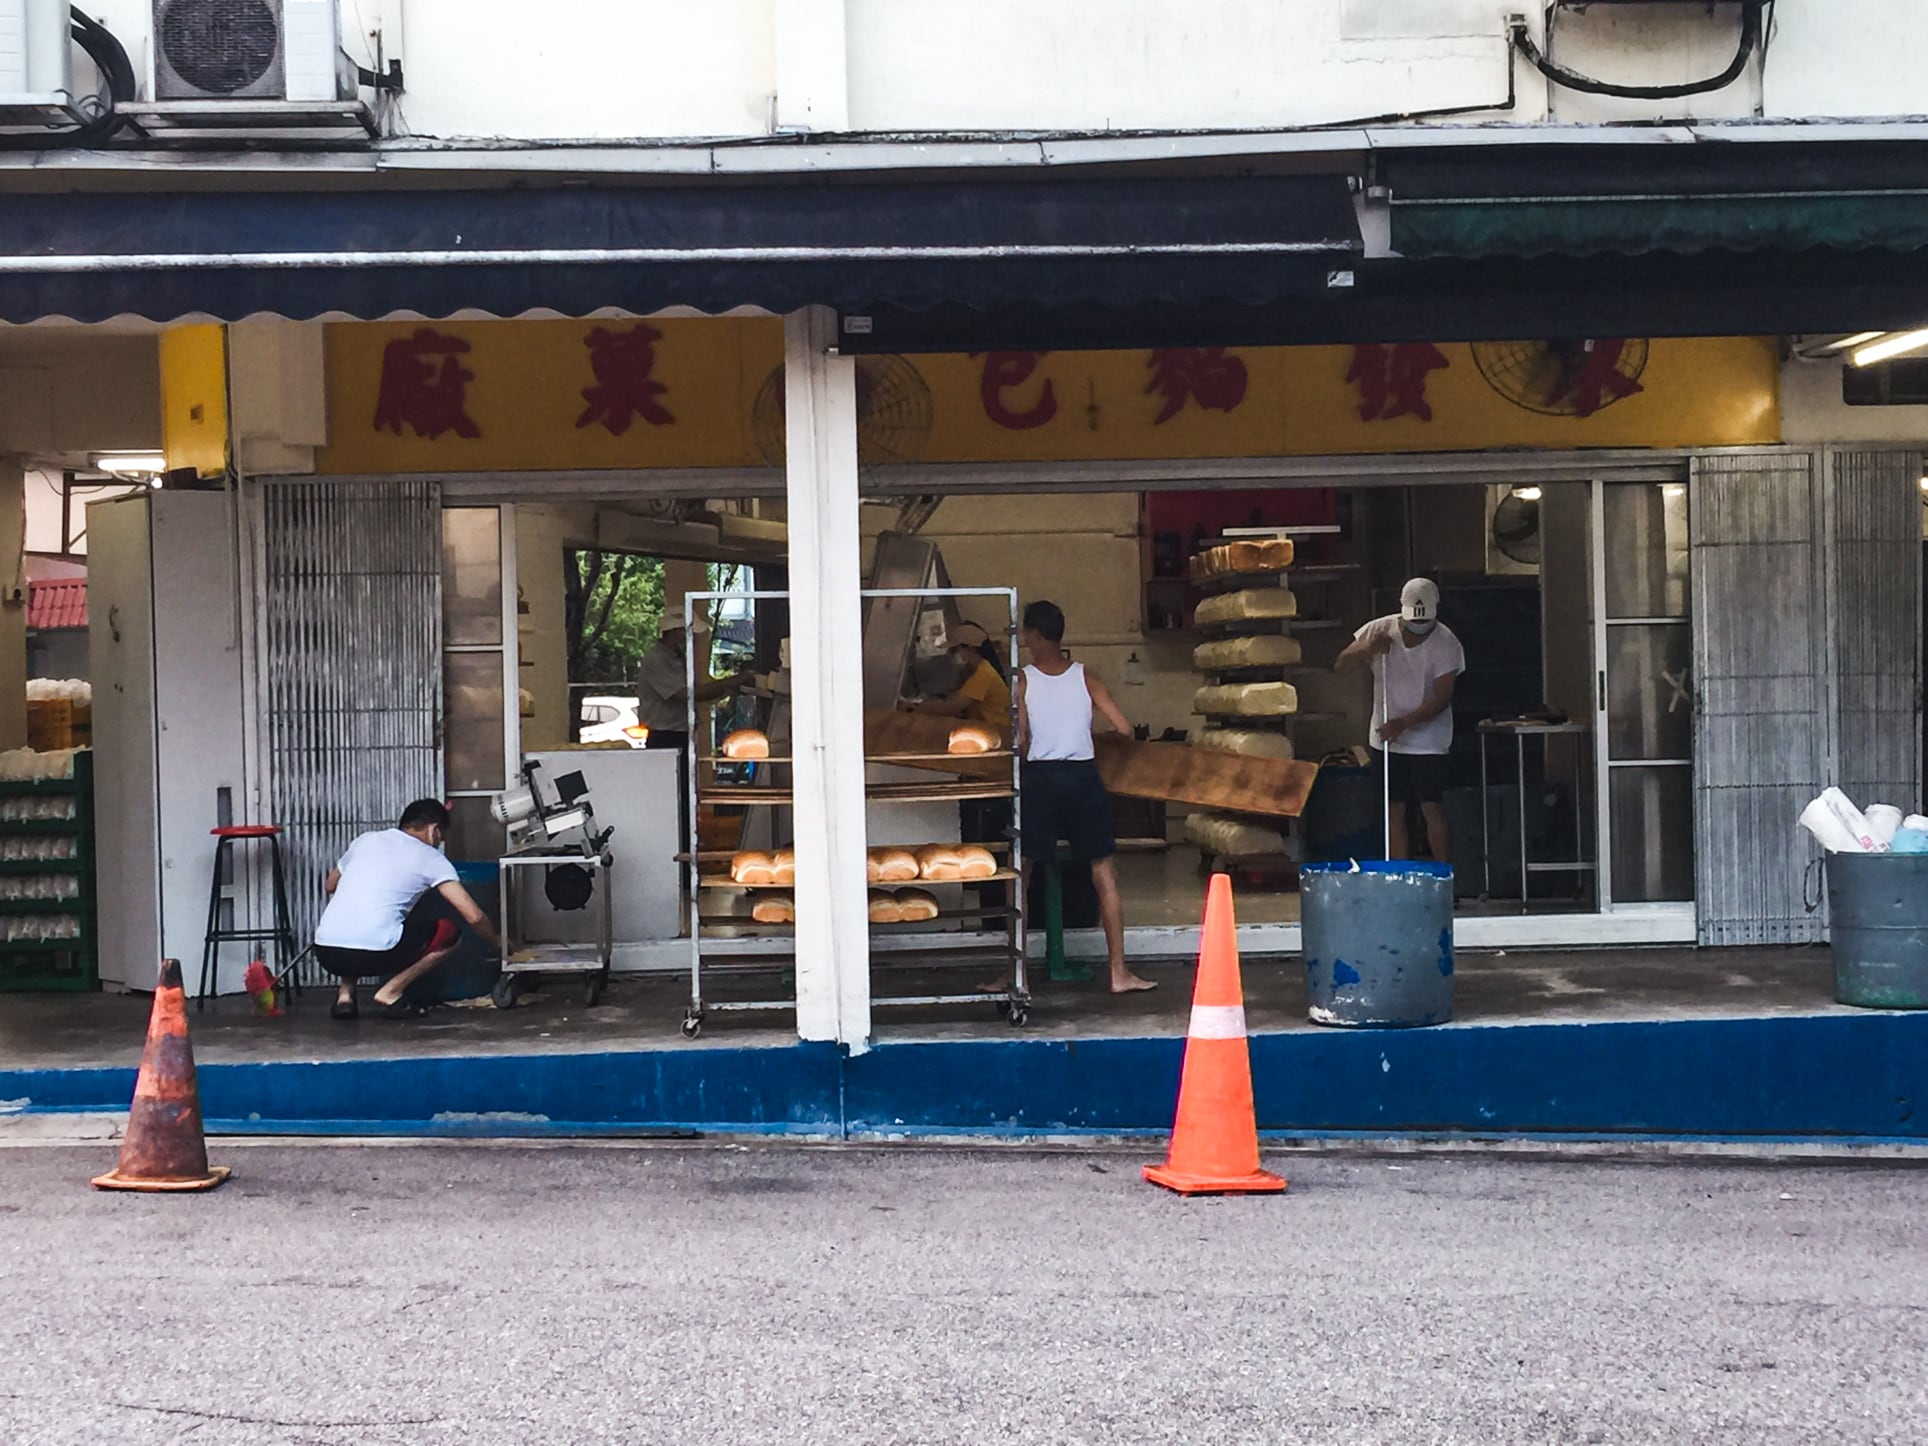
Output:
[{"xmin": 200, "ymin": 825, "xmax": 301, "ymax": 1011}]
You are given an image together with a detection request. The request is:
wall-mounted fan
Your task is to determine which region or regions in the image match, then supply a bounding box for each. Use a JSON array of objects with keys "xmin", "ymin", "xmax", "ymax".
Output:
[
  {"xmin": 1471, "ymin": 338, "xmax": 1650, "ymax": 417},
  {"xmin": 1488, "ymin": 484, "xmax": 1542, "ymax": 574},
  {"xmin": 751, "ymin": 356, "xmax": 940, "ymax": 532}
]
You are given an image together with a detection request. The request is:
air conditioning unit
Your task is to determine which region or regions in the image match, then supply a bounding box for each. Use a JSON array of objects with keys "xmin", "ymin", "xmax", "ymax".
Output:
[
  {"xmin": 152, "ymin": 0, "xmax": 342, "ymax": 103},
  {"xmin": 0, "ymin": 0, "xmax": 74, "ymax": 110}
]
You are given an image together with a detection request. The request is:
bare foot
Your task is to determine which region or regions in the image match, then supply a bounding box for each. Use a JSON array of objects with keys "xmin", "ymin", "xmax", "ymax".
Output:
[
  {"xmin": 1108, "ymin": 971, "xmax": 1157, "ymax": 994},
  {"xmin": 371, "ymin": 985, "xmax": 403, "ymax": 1007}
]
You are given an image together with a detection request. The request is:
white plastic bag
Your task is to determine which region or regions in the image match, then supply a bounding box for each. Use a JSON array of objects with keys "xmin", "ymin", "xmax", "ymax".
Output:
[
  {"xmin": 1865, "ymin": 804, "xmax": 1905, "ymax": 847},
  {"xmin": 1799, "ymin": 787, "xmax": 1889, "ymax": 853}
]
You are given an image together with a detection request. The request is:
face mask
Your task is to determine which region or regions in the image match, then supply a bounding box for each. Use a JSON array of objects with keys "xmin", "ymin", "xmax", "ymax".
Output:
[{"xmin": 1404, "ymin": 619, "xmax": 1436, "ymax": 636}]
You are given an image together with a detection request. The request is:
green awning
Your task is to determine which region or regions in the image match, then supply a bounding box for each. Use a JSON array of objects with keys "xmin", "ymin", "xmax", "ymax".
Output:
[
  {"xmin": 1383, "ymin": 145, "xmax": 1928, "ymax": 260},
  {"xmin": 1392, "ymin": 191, "xmax": 1928, "ymax": 260}
]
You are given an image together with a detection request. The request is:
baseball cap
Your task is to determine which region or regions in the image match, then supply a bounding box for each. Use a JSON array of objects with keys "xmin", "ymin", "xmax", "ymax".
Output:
[
  {"xmin": 1400, "ymin": 578, "xmax": 1440, "ymax": 634},
  {"xmin": 949, "ymin": 620, "xmax": 990, "ymax": 650}
]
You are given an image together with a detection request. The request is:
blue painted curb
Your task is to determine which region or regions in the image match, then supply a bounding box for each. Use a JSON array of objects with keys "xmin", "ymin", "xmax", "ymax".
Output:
[{"xmin": 6, "ymin": 1012, "xmax": 1925, "ymax": 1140}]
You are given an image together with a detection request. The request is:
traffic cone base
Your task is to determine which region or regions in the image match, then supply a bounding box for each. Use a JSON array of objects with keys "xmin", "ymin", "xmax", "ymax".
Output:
[
  {"xmin": 1142, "ymin": 1162, "xmax": 1284, "ymax": 1196},
  {"xmin": 92, "ymin": 1165, "xmax": 231, "ymax": 1193},
  {"xmin": 91, "ymin": 958, "xmax": 229, "ymax": 1194},
  {"xmin": 1144, "ymin": 874, "xmax": 1285, "ymax": 1197}
]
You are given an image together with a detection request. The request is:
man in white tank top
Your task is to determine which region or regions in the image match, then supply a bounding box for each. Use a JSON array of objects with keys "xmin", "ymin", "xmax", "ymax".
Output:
[{"xmin": 988, "ymin": 600, "xmax": 1154, "ymax": 994}]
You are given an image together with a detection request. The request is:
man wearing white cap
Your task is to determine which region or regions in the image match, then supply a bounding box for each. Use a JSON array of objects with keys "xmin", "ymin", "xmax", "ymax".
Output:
[
  {"xmin": 633, "ymin": 616, "xmax": 744, "ymax": 756},
  {"xmin": 1336, "ymin": 577, "xmax": 1465, "ymax": 865}
]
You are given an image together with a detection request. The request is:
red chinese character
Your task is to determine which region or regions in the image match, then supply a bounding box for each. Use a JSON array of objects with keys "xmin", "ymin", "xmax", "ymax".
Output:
[
  {"xmin": 1145, "ymin": 347, "xmax": 1249, "ymax": 425},
  {"xmin": 372, "ymin": 329, "xmax": 480, "ymax": 440},
  {"xmin": 1562, "ymin": 339, "xmax": 1645, "ymax": 418},
  {"xmin": 973, "ymin": 351, "xmax": 1058, "ymax": 430},
  {"xmin": 576, "ymin": 324, "xmax": 675, "ymax": 435},
  {"xmin": 1347, "ymin": 343, "xmax": 1450, "ymax": 423}
]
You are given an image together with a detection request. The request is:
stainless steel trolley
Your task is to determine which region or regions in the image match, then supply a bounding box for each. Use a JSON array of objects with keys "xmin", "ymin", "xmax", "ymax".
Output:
[
  {"xmin": 491, "ymin": 844, "xmax": 615, "ymax": 1009},
  {"xmin": 681, "ymin": 586, "xmax": 1028, "ymax": 1037}
]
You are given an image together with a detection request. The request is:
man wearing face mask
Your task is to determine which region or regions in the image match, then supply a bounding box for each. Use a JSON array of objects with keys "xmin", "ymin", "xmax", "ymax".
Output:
[{"xmin": 1335, "ymin": 577, "xmax": 1465, "ymax": 866}]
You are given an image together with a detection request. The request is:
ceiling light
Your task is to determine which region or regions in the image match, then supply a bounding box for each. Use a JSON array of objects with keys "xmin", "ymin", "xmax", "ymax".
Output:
[
  {"xmin": 1819, "ymin": 332, "xmax": 1885, "ymax": 352},
  {"xmin": 1512, "ymin": 485, "xmax": 1543, "ymax": 502},
  {"xmin": 1850, "ymin": 330, "xmax": 1928, "ymax": 368},
  {"xmin": 91, "ymin": 452, "xmax": 166, "ymax": 478},
  {"xmin": 1918, "ymin": 475, "xmax": 1928, "ymax": 493}
]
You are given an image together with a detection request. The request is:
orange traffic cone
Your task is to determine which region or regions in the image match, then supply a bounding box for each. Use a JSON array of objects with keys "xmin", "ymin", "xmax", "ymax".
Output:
[
  {"xmin": 1143, "ymin": 874, "xmax": 1284, "ymax": 1196},
  {"xmin": 92, "ymin": 959, "xmax": 230, "ymax": 1193}
]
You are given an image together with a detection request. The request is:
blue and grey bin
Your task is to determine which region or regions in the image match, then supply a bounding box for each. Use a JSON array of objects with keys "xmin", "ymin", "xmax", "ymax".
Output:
[
  {"xmin": 1301, "ymin": 860, "xmax": 1455, "ymax": 1027},
  {"xmin": 1821, "ymin": 852, "xmax": 1928, "ymax": 1009}
]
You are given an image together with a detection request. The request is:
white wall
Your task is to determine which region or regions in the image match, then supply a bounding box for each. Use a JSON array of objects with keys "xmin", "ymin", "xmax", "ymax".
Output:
[
  {"xmin": 65, "ymin": 0, "xmax": 1928, "ymax": 144},
  {"xmin": 1781, "ymin": 356, "xmax": 1928, "ymax": 446}
]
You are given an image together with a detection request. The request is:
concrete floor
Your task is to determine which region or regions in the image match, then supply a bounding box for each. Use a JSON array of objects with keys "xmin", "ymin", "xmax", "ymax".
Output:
[
  {"xmin": 0, "ymin": 944, "xmax": 1848, "ymax": 1072},
  {"xmin": 2, "ymin": 1144, "xmax": 1924, "ymax": 1443}
]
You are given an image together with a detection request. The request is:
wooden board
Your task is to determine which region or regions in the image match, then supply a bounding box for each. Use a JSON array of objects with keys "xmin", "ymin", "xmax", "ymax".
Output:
[
  {"xmin": 862, "ymin": 709, "xmax": 1011, "ymax": 782},
  {"xmin": 1093, "ymin": 736, "xmax": 1317, "ymax": 819}
]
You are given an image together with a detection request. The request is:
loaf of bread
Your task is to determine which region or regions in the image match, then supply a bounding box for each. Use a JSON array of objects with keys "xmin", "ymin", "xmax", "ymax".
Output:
[
  {"xmin": 868, "ymin": 889, "xmax": 903, "ymax": 924},
  {"xmin": 1192, "ymin": 635, "xmax": 1303, "ymax": 670},
  {"xmin": 948, "ymin": 723, "xmax": 1000, "ymax": 754},
  {"xmin": 751, "ymin": 894, "xmax": 795, "ymax": 924},
  {"xmin": 730, "ymin": 851, "xmax": 777, "ymax": 886},
  {"xmin": 894, "ymin": 887, "xmax": 940, "ymax": 922},
  {"xmin": 1257, "ymin": 538, "xmax": 1295, "ymax": 569},
  {"xmin": 1194, "ymin": 588, "xmax": 1299, "ymax": 625},
  {"xmin": 721, "ymin": 728, "xmax": 770, "ymax": 760},
  {"xmin": 870, "ymin": 847, "xmax": 920, "ymax": 883},
  {"xmin": 916, "ymin": 844, "xmax": 964, "ymax": 882},
  {"xmin": 957, "ymin": 845, "xmax": 998, "ymax": 880},
  {"xmin": 1185, "ymin": 811, "xmax": 1288, "ymax": 858},
  {"xmin": 1192, "ymin": 681, "xmax": 1299, "ymax": 717},
  {"xmin": 1193, "ymin": 538, "xmax": 1293, "ymax": 578},
  {"xmin": 1195, "ymin": 729, "xmax": 1296, "ymax": 760},
  {"xmin": 770, "ymin": 848, "xmax": 796, "ymax": 887}
]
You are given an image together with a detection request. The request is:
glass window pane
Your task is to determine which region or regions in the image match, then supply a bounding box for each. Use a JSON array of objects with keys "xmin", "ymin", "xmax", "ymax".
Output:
[
  {"xmin": 445, "ymin": 796, "xmax": 503, "ymax": 865},
  {"xmin": 1603, "ymin": 485, "xmax": 1689, "ymax": 619},
  {"xmin": 443, "ymin": 508, "xmax": 503, "ymax": 646},
  {"xmin": 1605, "ymin": 623, "xmax": 1693, "ymax": 761},
  {"xmin": 445, "ymin": 652, "xmax": 505, "ymax": 791},
  {"xmin": 1609, "ymin": 766, "xmax": 1695, "ymax": 903}
]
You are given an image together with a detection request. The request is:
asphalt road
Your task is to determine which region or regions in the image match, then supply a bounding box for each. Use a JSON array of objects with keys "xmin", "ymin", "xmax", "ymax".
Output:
[{"xmin": 1, "ymin": 1143, "xmax": 1923, "ymax": 1444}]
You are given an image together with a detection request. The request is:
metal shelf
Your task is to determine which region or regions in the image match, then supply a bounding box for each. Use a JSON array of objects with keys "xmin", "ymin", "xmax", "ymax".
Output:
[
  {"xmin": 1193, "ymin": 563, "xmax": 1360, "ymax": 591},
  {"xmin": 1198, "ymin": 711, "xmax": 1345, "ymax": 724},
  {"xmin": 700, "ymin": 750, "xmax": 1016, "ymax": 767},
  {"xmin": 698, "ymin": 868, "xmax": 1021, "ymax": 890},
  {"xmin": 703, "ymin": 781, "xmax": 1017, "ymax": 805},
  {"xmin": 0, "ymin": 859, "xmax": 81, "ymax": 875}
]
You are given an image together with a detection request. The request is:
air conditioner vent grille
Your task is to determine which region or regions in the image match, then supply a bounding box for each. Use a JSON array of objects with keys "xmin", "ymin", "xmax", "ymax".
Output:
[{"xmin": 156, "ymin": 0, "xmax": 284, "ymax": 99}]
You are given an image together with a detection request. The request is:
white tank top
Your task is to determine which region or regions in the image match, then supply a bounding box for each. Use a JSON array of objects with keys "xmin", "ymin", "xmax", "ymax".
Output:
[{"xmin": 1023, "ymin": 662, "xmax": 1094, "ymax": 761}]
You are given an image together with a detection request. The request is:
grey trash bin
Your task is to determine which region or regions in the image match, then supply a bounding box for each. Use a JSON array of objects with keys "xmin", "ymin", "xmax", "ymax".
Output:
[
  {"xmin": 1823, "ymin": 852, "xmax": 1928, "ymax": 1009},
  {"xmin": 1301, "ymin": 860, "xmax": 1454, "ymax": 1027}
]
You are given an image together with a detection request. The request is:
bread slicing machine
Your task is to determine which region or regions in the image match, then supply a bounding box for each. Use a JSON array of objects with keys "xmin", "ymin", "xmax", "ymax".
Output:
[{"xmin": 488, "ymin": 758, "xmax": 616, "ymax": 1008}]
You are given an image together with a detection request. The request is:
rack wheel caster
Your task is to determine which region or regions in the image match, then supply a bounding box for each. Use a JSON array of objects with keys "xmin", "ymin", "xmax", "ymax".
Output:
[
  {"xmin": 583, "ymin": 974, "xmax": 606, "ymax": 1007},
  {"xmin": 1007, "ymin": 1004, "xmax": 1030, "ymax": 1027},
  {"xmin": 491, "ymin": 975, "xmax": 522, "ymax": 1011},
  {"xmin": 681, "ymin": 1013, "xmax": 703, "ymax": 1039}
]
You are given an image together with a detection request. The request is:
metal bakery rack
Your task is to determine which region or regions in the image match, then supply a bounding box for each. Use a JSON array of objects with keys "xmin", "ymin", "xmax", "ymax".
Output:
[{"xmin": 680, "ymin": 587, "xmax": 1027, "ymax": 1037}]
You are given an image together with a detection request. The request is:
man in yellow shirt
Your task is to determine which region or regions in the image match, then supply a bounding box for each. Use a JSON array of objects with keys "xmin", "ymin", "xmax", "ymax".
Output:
[{"xmin": 909, "ymin": 623, "xmax": 1013, "ymax": 726}]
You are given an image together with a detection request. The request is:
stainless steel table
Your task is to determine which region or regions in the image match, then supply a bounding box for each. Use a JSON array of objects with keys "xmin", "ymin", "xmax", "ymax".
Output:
[{"xmin": 1477, "ymin": 719, "xmax": 1595, "ymax": 912}]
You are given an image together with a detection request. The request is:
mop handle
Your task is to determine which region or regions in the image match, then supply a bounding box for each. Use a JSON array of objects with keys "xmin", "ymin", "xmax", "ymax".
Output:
[{"xmin": 1379, "ymin": 649, "xmax": 1392, "ymax": 861}]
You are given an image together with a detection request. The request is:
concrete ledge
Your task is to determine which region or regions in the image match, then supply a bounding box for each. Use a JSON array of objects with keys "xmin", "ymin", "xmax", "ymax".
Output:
[{"xmin": 4, "ymin": 1012, "xmax": 1925, "ymax": 1141}]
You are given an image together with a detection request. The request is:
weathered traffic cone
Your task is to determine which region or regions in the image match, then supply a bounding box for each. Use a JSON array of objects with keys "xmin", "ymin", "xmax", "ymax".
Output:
[
  {"xmin": 92, "ymin": 959, "xmax": 230, "ymax": 1192},
  {"xmin": 1143, "ymin": 874, "xmax": 1284, "ymax": 1196}
]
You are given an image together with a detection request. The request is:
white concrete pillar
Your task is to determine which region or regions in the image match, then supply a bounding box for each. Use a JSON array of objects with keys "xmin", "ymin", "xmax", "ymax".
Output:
[
  {"xmin": 783, "ymin": 306, "xmax": 871, "ymax": 1049},
  {"xmin": 0, "ymin": 459, "xmax": 23, "ymax": 750},
  {"xmin": 774, "ymin": 0, "xmax": 849, "ymax": 133}
]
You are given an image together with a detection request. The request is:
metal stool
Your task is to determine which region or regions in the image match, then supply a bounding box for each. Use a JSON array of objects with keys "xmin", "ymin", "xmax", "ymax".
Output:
[{"xmin": 199, "ymin": 825, "xmax": 300, "ymax": 1011}]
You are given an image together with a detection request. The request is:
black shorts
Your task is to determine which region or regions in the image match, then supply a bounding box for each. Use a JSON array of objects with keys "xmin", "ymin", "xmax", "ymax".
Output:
[
  {"xmin": 1021, "ymin": 759, "xmax": 1116, "ymax": 863},
  {"xmin": 315, "ymin": 914, "xmax": 460, "ymax": 981},
  {"xmin": 1387, "ymin": 750, "xmax": 1450, "ymax": 807}
]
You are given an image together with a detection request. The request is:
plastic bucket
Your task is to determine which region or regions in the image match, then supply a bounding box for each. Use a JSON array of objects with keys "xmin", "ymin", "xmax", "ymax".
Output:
[
  {"xmin": 1824, "ymin": 852, "xmax": 1928, "ymax": 1009},
  {"xmin": 1301, "ymin": 859, "xmax": 1454, "ymax": 1027},
  {"xmin": 406, "ymin": 861, "xmax": 502, "ymax": 1004}
]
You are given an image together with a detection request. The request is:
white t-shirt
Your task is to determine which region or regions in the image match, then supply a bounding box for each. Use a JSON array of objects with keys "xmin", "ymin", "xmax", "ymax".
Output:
[
  {"xmin": 1355, "ymin": 616, "xmax": 1465, "ymax": 757},
  {"xmin": 313, "ymin": 828, "xmax": 459, "ymax": 952}
]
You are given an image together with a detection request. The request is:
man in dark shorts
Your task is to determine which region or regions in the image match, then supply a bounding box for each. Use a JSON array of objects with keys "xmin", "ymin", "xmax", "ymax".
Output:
[
  {"xmin": 989, "ymin": 600, "xmax": 1154, "ymax": 995},
  {"xmin": 313, "ymin": 799, "xmax": 502, "ymax": 1020},
  {"xmin": 1336, "ymin": 578, "xmax": 1465, "ymax": 864}
]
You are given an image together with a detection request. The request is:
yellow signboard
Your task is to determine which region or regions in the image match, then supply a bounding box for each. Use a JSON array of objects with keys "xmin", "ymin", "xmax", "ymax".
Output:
[{"xmin": 314, "ymin": 320, "xmax": 1780, "ymax": 476}]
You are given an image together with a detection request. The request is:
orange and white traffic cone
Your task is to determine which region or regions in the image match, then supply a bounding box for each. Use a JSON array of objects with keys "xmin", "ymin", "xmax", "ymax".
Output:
[
  {"xmin": 1143, "ymin": 873, "xmax": 1284, "ymax": 1196},
  {"xmin": 92, "ymin": 959, "xmax": 230, "ymax": 1193}
]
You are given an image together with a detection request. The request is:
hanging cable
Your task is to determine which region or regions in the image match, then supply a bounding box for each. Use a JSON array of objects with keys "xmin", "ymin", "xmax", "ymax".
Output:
[
  {"xmin": 0, "ymin": 8, "xmax": 136, "ymax": 150},
  {"xmin": 1513, "ymin": 2, "xmax": 1765, "ymax": 101}
]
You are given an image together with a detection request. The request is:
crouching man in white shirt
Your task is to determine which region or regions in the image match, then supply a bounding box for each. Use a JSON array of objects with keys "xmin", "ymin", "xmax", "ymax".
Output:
[{"xmin": 313, "ymin": 799, "xmax": 503, "ymax": 1021}]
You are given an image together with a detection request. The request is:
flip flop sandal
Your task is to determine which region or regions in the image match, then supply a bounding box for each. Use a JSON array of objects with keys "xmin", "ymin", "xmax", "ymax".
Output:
[
  {"xmin": 330, "ymin": 999, "xmax": 359, "ymax": 1021},
  {"xmin": 374, "ymin": 999, "xmax": 429, "ymax": 1020}
]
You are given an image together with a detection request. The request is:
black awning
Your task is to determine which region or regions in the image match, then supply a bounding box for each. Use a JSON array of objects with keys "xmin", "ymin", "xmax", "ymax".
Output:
[{"xmin": 0, "ymin": 174, "xmax": 1361, "ymax": 324}]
